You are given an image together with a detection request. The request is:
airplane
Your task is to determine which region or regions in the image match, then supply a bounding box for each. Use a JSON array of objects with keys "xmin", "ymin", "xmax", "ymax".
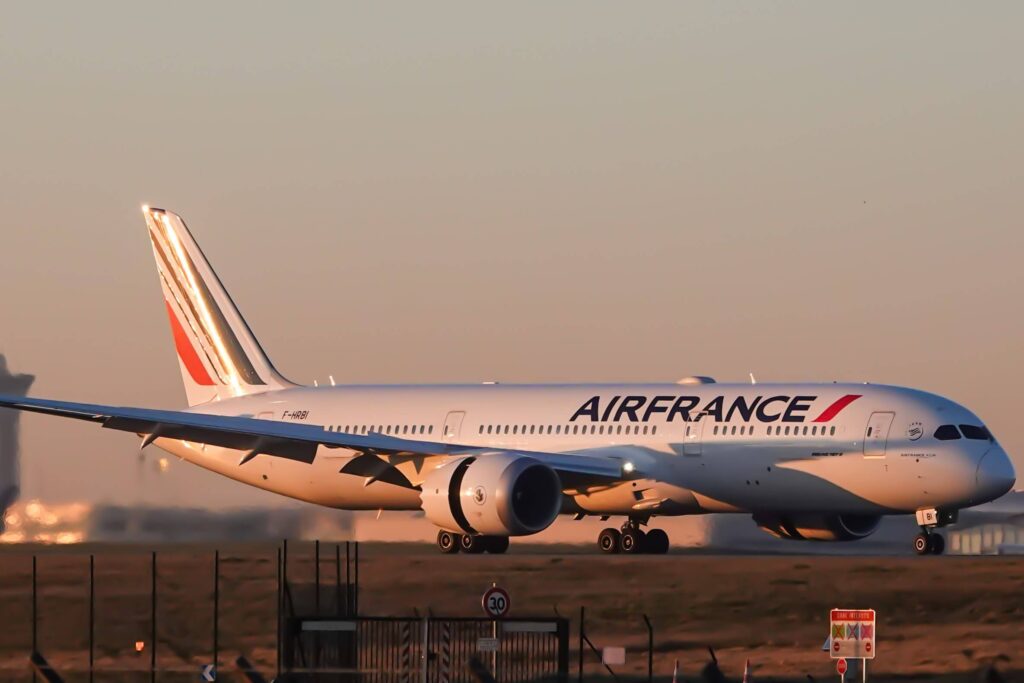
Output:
[{"xmin": 0, "ymin": 207, "xmax": 1015, "ymax": 555}]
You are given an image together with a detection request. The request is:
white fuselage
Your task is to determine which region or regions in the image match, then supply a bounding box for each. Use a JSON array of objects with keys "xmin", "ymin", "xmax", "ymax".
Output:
[{"xmin": 155, "ymin": 381, "xmax": 1014, "ymax": 519}]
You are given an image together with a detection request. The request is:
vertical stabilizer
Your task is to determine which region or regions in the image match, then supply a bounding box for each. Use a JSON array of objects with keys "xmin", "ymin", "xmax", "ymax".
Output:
[{"xmin": 144, "ymin": 207, "xmax": 295, "ymax": 406}]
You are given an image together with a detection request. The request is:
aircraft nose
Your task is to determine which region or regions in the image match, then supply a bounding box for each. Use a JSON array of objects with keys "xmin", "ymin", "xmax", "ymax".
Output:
[{"xmin": 976, "ymin": 444, "xmax": 1016, "ymax": 502}]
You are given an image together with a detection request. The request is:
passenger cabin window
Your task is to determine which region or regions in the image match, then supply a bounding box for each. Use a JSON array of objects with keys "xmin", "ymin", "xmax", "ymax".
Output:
[
  {"xmin": 934, "ymin": 425, "xmax": 961, "ymax": 441},
  {"xmin": 959, "ymin": 424, "xmax": 992, "ymax": 441}
]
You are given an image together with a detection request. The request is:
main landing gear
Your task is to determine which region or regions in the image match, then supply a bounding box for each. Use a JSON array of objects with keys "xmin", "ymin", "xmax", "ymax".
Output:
[
  {"xmin": 597, "ymin": 520, "xmax": 670, "ymax": 555},
  {"xmin": 437, "ymin": 530, "xmax": 509, "ymax": 554}
]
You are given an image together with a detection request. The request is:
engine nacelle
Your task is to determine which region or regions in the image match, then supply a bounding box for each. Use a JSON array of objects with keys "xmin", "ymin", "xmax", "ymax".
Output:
[
  {"xmin": 420, "ymin": 455, "xmax": 562, "ymax": 536},
  {"xmin": 753, "ymin": 513, "xmax": 881, "ymax": 542}
]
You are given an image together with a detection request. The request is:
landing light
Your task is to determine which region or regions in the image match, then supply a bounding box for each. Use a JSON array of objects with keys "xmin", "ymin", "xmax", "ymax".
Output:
[{"xmin": 623, "ymin": 462, "xmax": 636, "ymax": 474}]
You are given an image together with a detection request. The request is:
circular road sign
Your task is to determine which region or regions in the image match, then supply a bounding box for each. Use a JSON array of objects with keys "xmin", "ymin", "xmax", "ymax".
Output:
[
  {"xmin": 482, "ymin": 586, "xmax": 510, "ymax": 618},
  {"xmin": 836, "ymin": 659, "xmax": 848, "ymax": 676}
]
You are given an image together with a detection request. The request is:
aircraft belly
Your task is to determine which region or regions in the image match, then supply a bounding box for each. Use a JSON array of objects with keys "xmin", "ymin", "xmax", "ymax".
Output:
[
  {"xmin": 570, "ymin": 479, "xmax": 701, "ymax": 515},
  {"xmin": 672, "ymin": 445, "xmax": 900, "ymax": 515}
]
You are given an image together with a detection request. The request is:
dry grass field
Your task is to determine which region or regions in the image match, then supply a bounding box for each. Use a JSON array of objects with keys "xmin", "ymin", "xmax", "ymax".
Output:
[{"xmin": 1, "ymin": 543, "xmax": 1022, "ymax": 682}]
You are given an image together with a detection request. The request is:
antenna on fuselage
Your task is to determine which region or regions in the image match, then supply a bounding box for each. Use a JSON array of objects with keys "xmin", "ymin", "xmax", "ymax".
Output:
[
  {"xmin": 329, "ymin": 375, "xmax": 336, "ymax": 386},
  {"xmin": 749, "ymin": 372, "xmax": 757, "ymax": 384}
]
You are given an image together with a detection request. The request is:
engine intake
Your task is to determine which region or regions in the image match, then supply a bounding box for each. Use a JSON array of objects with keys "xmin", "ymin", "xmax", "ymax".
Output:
[
  {"xmin": 753, "ymin": 513, "xmax": 881, "ymax": 542},
  {"xmin": 421, "ymin": 455, "xmax": 562, "ymax": 536}
]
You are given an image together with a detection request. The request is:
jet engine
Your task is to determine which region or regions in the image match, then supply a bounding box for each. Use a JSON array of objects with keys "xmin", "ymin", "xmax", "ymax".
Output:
[
  {"xmin": 420, "ymin": 455, "xmax": 562, "ymax": 536},
  {"xmin": 753, "ymin": 513, "xmax": 881, "ymax": 542}
]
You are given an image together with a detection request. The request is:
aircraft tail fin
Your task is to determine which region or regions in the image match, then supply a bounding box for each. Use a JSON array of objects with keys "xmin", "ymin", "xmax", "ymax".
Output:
[{"xmin": 144, "ymin": 207, "xmax": 296, "ymax": 406}]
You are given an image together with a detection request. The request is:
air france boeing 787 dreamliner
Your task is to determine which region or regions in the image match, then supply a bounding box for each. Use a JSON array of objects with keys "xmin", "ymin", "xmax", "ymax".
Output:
[{"xmin": 0, "ymin": 208, "xmax": 1015, "ymax": 555}]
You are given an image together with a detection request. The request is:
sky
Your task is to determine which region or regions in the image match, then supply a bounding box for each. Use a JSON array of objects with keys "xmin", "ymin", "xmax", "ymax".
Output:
[{"xmin": 1, "ymin": 2, "xmax": 1022, "ymax": 508}]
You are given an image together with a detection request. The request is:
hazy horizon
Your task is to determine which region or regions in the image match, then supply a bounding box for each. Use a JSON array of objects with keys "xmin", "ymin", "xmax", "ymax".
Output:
[{"xmin": 1, "ymin": 2, "xmax": 1021, "ymax": 507}]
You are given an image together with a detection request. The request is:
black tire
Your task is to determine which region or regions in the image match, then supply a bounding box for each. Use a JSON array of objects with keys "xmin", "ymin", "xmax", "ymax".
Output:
[
  {"xmin": 620, "ymin": 528, "xmax": 645, "ymax": 554},
  {"xmin": 598, "ymin": 528, "xmax": 621, "ymax": 554},
  {"xmin": 645, "ymin": 528, "xmax": 670, "ymax": 554},
  {"xmin": 929, "ymin": 533, "xmax": 945, "ymax": 555},
  {"xmin": 460, "ymin": 533, "xmax": 486, "ymax": 554},
  {"xmin": 913, "ymin": 532, "xmax": 930, "ymax": 555},
  {"xmin": 485, "ymin": 536, "xmax": 510, "ymax": 554},
  {"xmin": 437, "ymin": 530, "xmax": 460, "ymax": 554}
]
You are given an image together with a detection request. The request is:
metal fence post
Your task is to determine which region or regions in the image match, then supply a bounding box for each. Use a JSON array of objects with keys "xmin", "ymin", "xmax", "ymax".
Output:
[
  {"xmin": 557, "ymin": 617, "xmax": 570, "ymax": 683},
  {"xmin": 31, "ymin": 555, "xmax": 37, "ymax": 654},
  {"xmin": 315, "ymin": 539, "xmax": 321, "ymax": 675},
  {"xmin": 642, "ymin": 615, "xmax": 653, "ymax": 683},
  {"xmin": 420, "ymin": 615, "xmax": 429, "ymax": 683},
  {"xmin": 335, "ymin": 543, "xmax": 342, "ymax": 616},
  {"xmin": 89, "ymin": 554, "xmax": 95, "ymax": 683},
  {"xmin": 277, "ymin": 546, "xmax": 282, "ymax": 679},
  {"xmin": 213, "ymin": 550, "xmax": 219, "ymax": 672},
  {"xmin": 578, "ymin": 606, "xmax": 584, "ymax": 683},
  {"xmin": 151, "ymin": 550, "xmax": 157, "ymax": 683},
  {"xmin": 315, "ymin": 539, "xmax": 321, "ymax": 614}
]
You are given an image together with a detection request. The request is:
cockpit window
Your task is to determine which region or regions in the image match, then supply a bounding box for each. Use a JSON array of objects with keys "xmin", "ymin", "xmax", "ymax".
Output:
[
  {"xmin": 959, "ymin": 424, "xmax": 992, "ymax": 441},
  {"xmin": 934, "ymin": 425, "xmax": 961, "ymax": 441}
]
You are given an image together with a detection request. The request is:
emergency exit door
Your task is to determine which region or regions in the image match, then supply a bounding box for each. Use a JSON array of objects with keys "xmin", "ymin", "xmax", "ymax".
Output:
[
  {"xmin": 442, "ymin": 411, "xmax": 465, "ymax": 442},
  {"xmin": 683, "ymin": 419, "xmax": 704, "ymax": 456},
  {"xmin": 863, "ymin": 412, "xmax": 894, "ymax": 457}
]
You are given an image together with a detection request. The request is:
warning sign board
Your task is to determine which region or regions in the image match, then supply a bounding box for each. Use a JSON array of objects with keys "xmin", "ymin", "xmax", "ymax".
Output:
[{"xmin": 830, "ymin": 609, "xmax": 875, "ymax": 660}]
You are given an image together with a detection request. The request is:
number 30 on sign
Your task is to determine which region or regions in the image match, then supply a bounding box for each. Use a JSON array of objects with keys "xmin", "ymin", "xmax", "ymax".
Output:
[{"xmin": 482, "ymin": 586, "xmax": 510, "ymax": 618}]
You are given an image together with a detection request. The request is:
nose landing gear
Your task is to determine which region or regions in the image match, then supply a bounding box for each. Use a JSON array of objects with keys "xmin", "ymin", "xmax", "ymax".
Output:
[
  {"xmin": 913, "ymin": 508, "xmax": 956, "ymax": 556},
  {"xmin": 597, "ymin": 520, "xmax": 670, "ymax": 554},
  {"xmin": 913, "ymin": 530, "xmax": 945, "ymax": 555}
]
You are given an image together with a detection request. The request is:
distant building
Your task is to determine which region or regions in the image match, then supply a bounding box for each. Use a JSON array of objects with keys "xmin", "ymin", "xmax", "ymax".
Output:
[{"xmin": 947, "ymin": 514, "xmax": 1024, "ymax": 555}]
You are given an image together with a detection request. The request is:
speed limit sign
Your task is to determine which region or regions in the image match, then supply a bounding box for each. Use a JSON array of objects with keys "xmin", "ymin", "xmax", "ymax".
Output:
[{"xmin": 482, "ymin": 586, "xmax": 510, "ymax": 618}]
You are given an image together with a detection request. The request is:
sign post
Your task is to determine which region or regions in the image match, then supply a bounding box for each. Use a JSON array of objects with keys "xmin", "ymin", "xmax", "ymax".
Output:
[
  {"xmin": 830, "ymin": 609, "xmax": 874, "ymax": 683},
  {"xmin": 481, "ymin": 584, "xmax": 510, "ymax": 677}
]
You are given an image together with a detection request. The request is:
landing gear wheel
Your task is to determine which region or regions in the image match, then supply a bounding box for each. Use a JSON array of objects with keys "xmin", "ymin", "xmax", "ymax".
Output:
[
  {"xmin": 620, "ymin": 528, "xmax": 645, "ymax": 554},
  {"xmin": 645, "ymin": 528, "xmax": 670, "ymax": 554},
  {"xmin": 598, "ymin": 528, "xmax": 621, "ymax": 554},
  {"xmin": 437, "ymin": 530, "xmax": 460, "ymax": 554},
  {"xmin": 913, "ymin": 532, "xmax": 931, "ymax": 556},
  {"xmin": 460, "ymin": 534, "xmax": 487, "ymax": 554},
  {"xmin": 485, "ymin": 536, "xmax": 510, "ymax": 554},
  {"xmin": 929, "ymin": 533, "xmax": 945, "ymax": 555}
]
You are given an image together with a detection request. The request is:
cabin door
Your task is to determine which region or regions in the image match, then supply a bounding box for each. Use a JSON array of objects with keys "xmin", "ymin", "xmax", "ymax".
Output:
[{"xmin": 863, "ymin": 412, "xmax": 894, "ymax": 457}]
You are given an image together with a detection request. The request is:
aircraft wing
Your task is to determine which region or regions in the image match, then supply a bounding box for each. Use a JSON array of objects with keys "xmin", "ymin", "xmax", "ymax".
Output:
[{"xmin": 0, "ymin": 394, "xmax": 628, "ymax": 487}]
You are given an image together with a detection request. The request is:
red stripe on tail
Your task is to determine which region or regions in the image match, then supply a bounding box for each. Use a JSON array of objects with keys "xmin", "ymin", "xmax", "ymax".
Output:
[
  {"xmin": 812, "ymin": 394, "xmax": 861, "ymax": 422},
  {"xmin": 164, "ymin": 300, "xmax": 215, "ymax": 386}
]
